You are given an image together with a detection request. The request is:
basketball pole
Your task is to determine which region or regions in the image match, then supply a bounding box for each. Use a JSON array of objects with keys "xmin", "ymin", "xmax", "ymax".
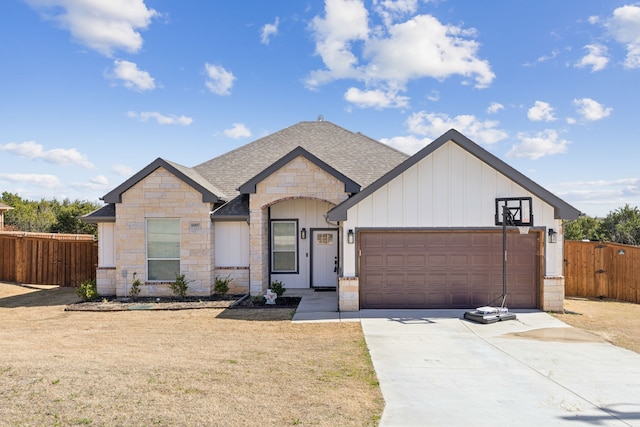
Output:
[{"xmin": 502, "ymin": 205, "xmax": 508, "ymax": 308}]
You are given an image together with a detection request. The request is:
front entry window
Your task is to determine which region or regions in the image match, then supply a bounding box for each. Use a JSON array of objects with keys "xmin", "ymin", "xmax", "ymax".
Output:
[
  {"xmin": 271, "ymin": 220, "xmax": 297, "ymax": 273},
  {"xmin": 147, "ymin": 219, "xmax": 180, "ymax": 281}
]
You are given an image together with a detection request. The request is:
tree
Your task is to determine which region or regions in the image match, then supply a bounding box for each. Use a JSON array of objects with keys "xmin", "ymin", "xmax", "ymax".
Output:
[
  {"xmin": 601, "ymin": 204, "xmax": 640, "ymax": 246},
  {"xmin": 563, "ymin": 216, "xmax": 604, "ymax": 241},
  {"xmin": 0, "ymin": 192, "xmax": 100, "ymax": 236}
]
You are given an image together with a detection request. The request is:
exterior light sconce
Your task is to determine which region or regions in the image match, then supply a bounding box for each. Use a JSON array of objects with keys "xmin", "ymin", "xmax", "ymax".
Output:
[
  {"xmin": 618, "ymin": 249, "xmax": 626, "ymax": 255},
  {"xmin": 548, "ymin": 228, "xmax": 557, "ymax": 243},
  {"xmin": 347, "ymin": 229, "xmax": 355, "ymax": 244},
  {"xmin": 300, "ymin": 228, "xmax": 307, "ymax": 240}
]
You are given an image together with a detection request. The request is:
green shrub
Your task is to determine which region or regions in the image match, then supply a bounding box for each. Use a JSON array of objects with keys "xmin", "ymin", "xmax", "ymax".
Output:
[
  {"xmin": 270, "ymin": 280, "xmax": 286, "ymax": 297},
  {"xmin": 170, "ymin": 274, "xmax": 191, "ymax": 299},
  {"xmin": 76, "ymin": 279, "xmax": 98, "ymax": 301},
  {"xmin": 214, "ymin": 275, "xmax": 232, "ymax": 295},
  {"xmin": 129, "ymin": 277, "xmax": 142, "ymax": 299}
]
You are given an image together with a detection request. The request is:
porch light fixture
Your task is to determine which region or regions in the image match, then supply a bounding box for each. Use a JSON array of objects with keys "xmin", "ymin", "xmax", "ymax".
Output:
[
  {"xmin": 618, "ymin": 249, "xmax": 626, "ymax": 255},
  {"xmin": 548, "ymin": 228, "xmax": 557, "ymax": 243},
  {"xmin": 300, "ymin": 228, "xmax": 307, "ymax": 240},
  {"xmin": 347, "ymin": 229, "xmax": 354, "ymax": 244}
]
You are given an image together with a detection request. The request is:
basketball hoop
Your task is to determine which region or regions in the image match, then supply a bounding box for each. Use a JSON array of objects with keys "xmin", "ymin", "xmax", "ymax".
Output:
[{"xmin": 517, "ymin": 226, "xmax": 530, "ymax": 235}]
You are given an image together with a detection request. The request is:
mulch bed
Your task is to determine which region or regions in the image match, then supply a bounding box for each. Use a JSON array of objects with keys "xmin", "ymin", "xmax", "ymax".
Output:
[{"xmin": 65, "ymin": 294, "xmax": 301, "ymax": 312}]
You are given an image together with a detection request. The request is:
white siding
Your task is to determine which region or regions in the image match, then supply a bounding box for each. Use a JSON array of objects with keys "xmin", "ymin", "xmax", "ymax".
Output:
[
  {"xmin": 342, "ymin": 140, "xmax": 560, "ymax": 277},
  {"xmin": 98, "ymin": 222, "xmax": 115, "ymax": 267},
  {"xmin": 270, "ymin": 198, "xmax": 336, "ymax": 288},
  {"xmin": 214, "ymin": 222, "xmax": 249, "ymax": 267}
]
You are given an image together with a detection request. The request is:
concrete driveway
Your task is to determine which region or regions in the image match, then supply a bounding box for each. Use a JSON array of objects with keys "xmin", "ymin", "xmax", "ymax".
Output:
[{"xmin": 360, "ymin": 309, "xmax": 640, "ymax": 427}]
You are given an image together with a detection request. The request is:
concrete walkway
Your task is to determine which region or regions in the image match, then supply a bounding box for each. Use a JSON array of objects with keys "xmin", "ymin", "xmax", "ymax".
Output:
[{"xmin": 288, "ymin": 289, "xmax": 359, "ymax": 322}]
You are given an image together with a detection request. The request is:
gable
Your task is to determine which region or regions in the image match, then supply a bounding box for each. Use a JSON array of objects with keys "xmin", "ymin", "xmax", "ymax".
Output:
[
  {"xmin": 328, "ymin": 129, "xmax": 581, "ymax": 222},
  {"xmin": 238, "ymin": 146, "xmax": 360, "ymax": 194},
  {"xmin": 103, "ymin": 158, "xmax": 225, "ymax": 204}
]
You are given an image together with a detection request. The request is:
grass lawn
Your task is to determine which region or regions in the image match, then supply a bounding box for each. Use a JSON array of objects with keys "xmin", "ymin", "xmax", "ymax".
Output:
[
  {"xmin": 552, "ymin": 296, "xmax": 640, "ymax": 354},
  {"xmin": 0, "ymin": 283, "xmax": 383, "ymax": 426}
]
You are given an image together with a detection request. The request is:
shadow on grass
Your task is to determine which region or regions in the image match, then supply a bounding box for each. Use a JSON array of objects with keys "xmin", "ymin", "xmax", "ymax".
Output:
[
  {"xmin": 216, "ymin": 307, "xmax": 297, "ymax": 321},
  {"xmin": 0, "ymin": 283, "xmax": 79, "ymax": 308}
]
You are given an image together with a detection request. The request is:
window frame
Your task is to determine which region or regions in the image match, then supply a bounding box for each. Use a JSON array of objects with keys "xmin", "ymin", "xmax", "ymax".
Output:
[
  {"xmin": 270, "ymin": 219, "xmax": 299, "ymax": 274},
  {"xmin": 146, "ymin": 218, "xmax": 181, "ymax": 282}
]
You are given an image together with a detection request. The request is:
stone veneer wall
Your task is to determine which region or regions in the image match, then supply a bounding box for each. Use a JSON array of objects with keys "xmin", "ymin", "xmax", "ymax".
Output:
[
  {"xmin": 542, "ymin": 276, "xmax": 564, "ymax": 312},
  {"xmin": 338, "ymin": 277, "xmax": 359, "ymax": 311},
  {"xmin": 114, "ymin": 167, "xmax": 213, "ymax": 297},
  {"xmin": 248, "ymin": 156, "xmax": 350, "ymax": 295},
  {"xmin": 214, "ymin": 268, "xmax": 250, "ymax": 294},
  {"xmin": 96, "ymin": 267, "xmax": 116, "ymax": 295}
]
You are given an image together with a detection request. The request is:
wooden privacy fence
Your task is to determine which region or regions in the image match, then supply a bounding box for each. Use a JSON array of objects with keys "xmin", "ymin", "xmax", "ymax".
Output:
[
  {"xmin": 564, "ymin": 240, "xmax": 640, "ymax": 304},
  {"xmin": 0, "ymin": 232, "xmax": 97, "ymax": 287}
]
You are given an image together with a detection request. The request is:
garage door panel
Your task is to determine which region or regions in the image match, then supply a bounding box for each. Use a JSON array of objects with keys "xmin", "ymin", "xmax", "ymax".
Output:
[
  {"xmin": 407, "ymin": 255, "xmax": 426, "ymax": 267},
  {"xmin": 362, "ymin": 254, "xmax": 384, "ymax": 268},
  {"xmin": 360, "ymin": 231, "xmax": 538, "ymax": 309}
]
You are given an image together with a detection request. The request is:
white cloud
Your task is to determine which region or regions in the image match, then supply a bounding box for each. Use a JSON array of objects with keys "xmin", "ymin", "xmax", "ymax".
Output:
[
  {"xmin": 25, "ymin": 0, "xmax": 158, "ymax": 57},
  {"xmin": 527, "ymin": 101, "xmax": 556, "ymax": 122},
  {"xmin": 426, "ymin": 90, "xmax": 440, "ymax": 102},
  {"xmin": 606, "ymin": 5, "xmax": 640, "ymax": 68},
  {"xmin": 112, "ymin": 164, "xmax": 133, "ymax": 176},
  {"xmin": 0, "ymin": 173, "xmax": 62, "ymax": 189},
  {"xmin": 261, "ymin": 17, "xmax": 280, "ymax": 45},
  {"xmin": 487, "ymin": 102, "xmax": 504, "ymax": 114},
  {"xmin": 128, "ymin": 111, "xmax": 193, "ymax": 125},
  {"xmin": 306, "ymin": 0, "xmax": 494, "ymax": 108},
  {"xmin": 306, "ymin": 0, "xmax": 369, "ymax": 87},
  {"xmin": 575, "ymin": 44, "xmax": 609, "ymax": 72},
  {"xmin": 406, "ymin": 111, "xmax": 508, "ymax": 145},
  {"xmin": 71, "ymin": 175, "xmax": 111, "ymax": 191},
  {"xmin": 573, "ymin": 98, "xmax": 612, "ymax": 121},
  {"xmin": 110, "ymin": 60, "xmax": 155, "ymax": 91},
  {"xmin": 552, "ymin": 178, "xmax": 640, "ymax": 215},
  {"xmin": 344, "ymin": 87, "xmax": 409, "ymax": 109},
  {"xmin": 380, "ymin": 134, "xmax": 430, "ymax": 155},
  {"xmin": 204, "ymin": 63, "xmax": 236, "ymax": 95},
  {"xmin": 374, "ymin": 0, "xmax": 419, "ymax": 27},
  {"xmin": 506, "ymin": 130, "xmax": 570, "ymax": 160},
  {"xmin": 223, "ymin": 123, "xmax": 252, "ymax": 139},
  {"xmin": 0, "ymin": 141, "xmax": 94, "ymax": 169}
]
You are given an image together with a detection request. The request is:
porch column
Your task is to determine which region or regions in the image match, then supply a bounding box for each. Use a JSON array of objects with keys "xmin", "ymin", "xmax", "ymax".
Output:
[{"xmin": 249, "ymin": 206, "xmax": 269, "ymax": 295}]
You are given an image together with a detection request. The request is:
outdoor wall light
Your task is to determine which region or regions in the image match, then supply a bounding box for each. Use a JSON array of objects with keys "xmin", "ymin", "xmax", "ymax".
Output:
[
  {"xmin": 347, "ymin": 229, "xmax": 355, "ymax": 244},
  {"xmin": 300, "ymin": 228, "xmax": 307, "ymax": 240},
  {"xmin": 618, "ymin": 249, "xmax": 626, "ymax": 255},
  {"xmin": 548, "ymin": 228, "xmax": 558, "ymax": 243}
]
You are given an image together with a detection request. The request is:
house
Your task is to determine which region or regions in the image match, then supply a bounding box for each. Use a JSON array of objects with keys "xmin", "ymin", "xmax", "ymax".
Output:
[{"xmin": 83, "ymin": 119, "xmax": 580, "ymax": 311}]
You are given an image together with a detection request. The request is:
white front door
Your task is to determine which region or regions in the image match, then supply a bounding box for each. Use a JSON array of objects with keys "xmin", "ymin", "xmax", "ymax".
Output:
[{"xmin": 311, "ymin": 229, "xmax": 338, "ymax": 288}]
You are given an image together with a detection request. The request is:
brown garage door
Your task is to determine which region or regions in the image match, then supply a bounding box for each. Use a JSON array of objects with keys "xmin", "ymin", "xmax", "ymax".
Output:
[{"xmin": 359, "ymin": 231, "xmax": 539, "ymax": 309}]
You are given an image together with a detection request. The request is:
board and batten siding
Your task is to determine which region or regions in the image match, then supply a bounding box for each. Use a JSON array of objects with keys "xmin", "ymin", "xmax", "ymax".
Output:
[
  {"xmin": 342, "ymin": 141, "xmax": 563, "ymax": 277},
  {"xmin": 270, "ymin": 198, "xmax": 337, "ymax": 288},
  {"xmin": 97, "ymin": 223, "xmax": 115, "ymax": 267},
  {"xmin": 214, "ymin": 222, "xmax": 249, "ymax": 267}
]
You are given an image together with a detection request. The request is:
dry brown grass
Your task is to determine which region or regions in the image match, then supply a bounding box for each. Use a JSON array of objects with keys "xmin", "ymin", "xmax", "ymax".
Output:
[
  {"xmin": 0, "ymin": 283, "xmax": 383, "ymax": 427},
  {"xmin": 552, "ymin": 297, "xmax": 640, "ymax": 354}
]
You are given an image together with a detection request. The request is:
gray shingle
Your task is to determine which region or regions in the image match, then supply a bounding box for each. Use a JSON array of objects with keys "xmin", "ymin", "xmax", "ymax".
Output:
[{"xmin": 193, "ymin": 120, "xmax": 408, "ymax": 199}]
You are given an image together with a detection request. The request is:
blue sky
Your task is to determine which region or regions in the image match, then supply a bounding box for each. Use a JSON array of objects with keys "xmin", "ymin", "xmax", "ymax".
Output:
[{"xmin": 1, "ymin": 0, "xmax": 639, "ymax": 217}]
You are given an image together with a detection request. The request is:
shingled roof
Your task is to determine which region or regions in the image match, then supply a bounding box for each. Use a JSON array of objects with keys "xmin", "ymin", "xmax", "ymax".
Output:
[{"xmin": 193, "ymin": 120, "xmax": 408, "ymax": 199}]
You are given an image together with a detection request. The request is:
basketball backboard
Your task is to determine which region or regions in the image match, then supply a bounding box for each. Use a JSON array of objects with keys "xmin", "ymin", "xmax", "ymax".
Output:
[{"xmin": 495, "ymin": 197, "xmax": 533, "ymax": 226}]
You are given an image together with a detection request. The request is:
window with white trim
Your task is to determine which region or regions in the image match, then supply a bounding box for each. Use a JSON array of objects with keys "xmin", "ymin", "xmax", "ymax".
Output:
[
  {"xmin": 271, "ymin": 220, "xmax": 297, "ymax": 273},
  {"xmin": 147, "ymin": 219, "xmax": 180, "ymax": 281}
]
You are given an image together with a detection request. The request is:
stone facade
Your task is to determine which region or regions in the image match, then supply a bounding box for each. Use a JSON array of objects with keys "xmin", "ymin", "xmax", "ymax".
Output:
[
  {"xmin": 338, "ymin": 277, "xmax": 359, "ymax": 311},
  {"xmin": 214, "ymin": 268, "xmax": 250, "ymax": 294},
  {"xmin": 542, "ymin": 276, "xmax": 565, "ymax": 312},
  {"xmin": 248, "ymin": 156, "xmax": 350, "ymax": 294},
  {"xmin": 113, "ymin": 167, "xmax": 214, "ymax": 297}
]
